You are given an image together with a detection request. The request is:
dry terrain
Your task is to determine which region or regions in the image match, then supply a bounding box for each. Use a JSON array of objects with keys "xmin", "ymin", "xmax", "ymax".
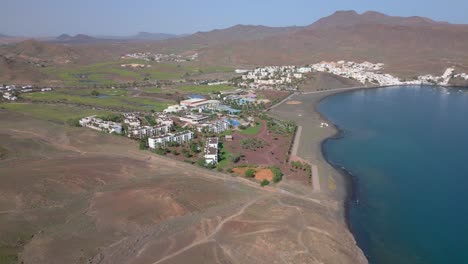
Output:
[
  {"xmin": 0, "ymin": 109, "xmax": 366, "ymax": 264},
  {"xmin": 2, "ymin": 11, "xmax": 468, "ymax": 84}
]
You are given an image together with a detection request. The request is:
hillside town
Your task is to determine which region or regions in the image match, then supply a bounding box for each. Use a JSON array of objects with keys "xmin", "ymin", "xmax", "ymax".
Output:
[
  {"xmin": 237, "ymin": 65, "xmax": 310, "ymax": 90},
  {"xmin": 235, "ymin": 61, "xmax": 468, "ymax": 89}
]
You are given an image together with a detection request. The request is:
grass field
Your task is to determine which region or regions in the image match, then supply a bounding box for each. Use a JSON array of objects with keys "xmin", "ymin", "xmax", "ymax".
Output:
[
  {"xmin": 217, "ymin": 143, "xmax": 234, "ymax": 169},
  {"xmin": 0, "ymin": 103, "xmax": 114, "ymax": 124},
  {"xmin": 143, "ymin": 84, "xmax": 235, "ymax": 95},
  {"xmin": 40, "ymin": 60, "xmax": 234, "ymax": 86},
  {"xmin": 176, "ymin": 84, "xmax": 234, "ymax": 94},
  {"xmin": 238, "ymin": 122, "xmax": 262, "ymax": 135},
  {"xmin": 21, "ymin": 91, "xmax": 172, "ymax": 112}
]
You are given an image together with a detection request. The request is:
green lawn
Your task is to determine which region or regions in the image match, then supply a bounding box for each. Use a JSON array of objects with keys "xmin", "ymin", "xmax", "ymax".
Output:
[
  {"xmin": 238, "ymin": 122, "xmax": 262, "ymax": 135},
  {"xmin": 176, "ymin": 84, "xmax": 234, "ymax": 94},
  {"xmin": 1, "ymin": 103, "xmax": 114, "ymax": 124},
  {"xmin": 40, "ymin": 60, "xmax": 234, "ymax": 86},
  {"xmin": 217, "ymin": 142, "xmax": 234, "ymax": 168},
  {"xmin": 21, "ymin": 91, "xmax": 172, "ymax": 112}
]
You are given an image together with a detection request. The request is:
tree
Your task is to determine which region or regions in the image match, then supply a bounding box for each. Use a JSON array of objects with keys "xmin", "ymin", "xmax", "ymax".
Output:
[
  {"xmin": 190, "ymin": 143, "xmax": 200, "ymax": 153},
  {"xmin": 155, "ymin": 148, "xmax": 166, "ymax": 155},
  {"xmin": 139, "ymin": 140, "xmax": 148, "ymax": 150},
  {"xmin": 260, "ymin": 179, "xmax": 270, "ymax": 187},
  {"xmin": 231, "ymin": 153, "xmax": 243, "ymax": 163},
  {"xmin": 271, "ymin": 167, "xmax": 283, "ymax": 183},
  {"xmin": 66, "ymin": 118, "xmax": 81, "ymax": 127},
  {"xmin": 245, "ymin": 169, "xmax": 256, "ymax": 178},
  {"xmin": 197, "ymin": 158, "xmax": 205, "ymax": 167}
]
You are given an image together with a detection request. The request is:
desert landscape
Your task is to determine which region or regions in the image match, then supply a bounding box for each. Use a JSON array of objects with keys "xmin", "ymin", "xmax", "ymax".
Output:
[
  {"xmin": 0, "ymin": 109, "xmax": 366, "ymax": 264},
  {"xmin": 2, "ymin": 4, "xmax": 468, "ymax": 264}
]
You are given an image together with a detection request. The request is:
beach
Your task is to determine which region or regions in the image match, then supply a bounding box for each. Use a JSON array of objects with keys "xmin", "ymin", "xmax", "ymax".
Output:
[{"xmin": 268, "ymin": 86, "xmax": 375, "ymax": 260}]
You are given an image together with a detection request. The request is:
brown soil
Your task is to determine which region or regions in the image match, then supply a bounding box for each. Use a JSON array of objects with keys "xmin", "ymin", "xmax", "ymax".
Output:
[
  {"xmin": 0, "ymin": 109, "xmax": 367, "ymax": 264},
  {"xmin": 232, "ymin": 167, "xmax": 274, "ymax": 182}
]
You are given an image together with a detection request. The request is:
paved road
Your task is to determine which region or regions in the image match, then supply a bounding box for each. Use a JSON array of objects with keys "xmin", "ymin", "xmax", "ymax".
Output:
[
  {"xmin": 290, "ymin": 125, "xmax": 302, "ymax": 157},
  {"xmin": 311, "ymin": 165, "xmax": 321, "ymax": 192}
]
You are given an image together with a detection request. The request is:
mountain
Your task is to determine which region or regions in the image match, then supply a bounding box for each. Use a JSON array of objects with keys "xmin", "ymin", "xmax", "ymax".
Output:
[
  {"xmin": 0, "ymin": 33, "xmax": 9, "ymax": 38},
  {"xmin": 132, "ymin": 32, "xmax": 179, "ymax": 40},
  {"xmin": 308, "ymin": 10, "xmax": 449, "ymax": 30},
  {"xmin": 53, "ymin": 34, "xmax": 98, "ymax": 43},
  {"xmin": 155, "ymin": 24, "xmax": 303, "ymax": 51},
  {"xmin": 199, "ymin": 11, "xmax": 468, "ymax": 76}
]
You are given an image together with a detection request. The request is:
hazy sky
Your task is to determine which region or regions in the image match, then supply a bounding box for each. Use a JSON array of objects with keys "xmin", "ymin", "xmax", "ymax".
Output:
[{"xmin": 3, "ymin": 0, "xmax": 468, "ymax": 36}]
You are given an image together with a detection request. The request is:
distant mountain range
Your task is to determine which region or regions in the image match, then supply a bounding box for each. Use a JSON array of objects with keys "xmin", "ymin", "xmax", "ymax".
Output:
[
  {"xmin": 50, "ymin": 32, "xmax": 183, "ymax": 43},
  {"xmin": 1, "ymin": 10, "xmax": 468, "ymax": 83},
  {"xmin": 196, "ymin": 10, "xmax": 468, "ymax": 76}
]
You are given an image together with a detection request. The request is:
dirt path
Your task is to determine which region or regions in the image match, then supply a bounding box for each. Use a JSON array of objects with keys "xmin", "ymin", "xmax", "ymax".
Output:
[
  {"xmin": 151, "ymin": 196, "xmax": 267, "ymax": 264},
  {"xmin": 311, "ymin": 165, "xmax": 321, "ymax": 192},
  {"xmin": 291, "ymin": 125, "xmax": 302, "ymax": 157}
]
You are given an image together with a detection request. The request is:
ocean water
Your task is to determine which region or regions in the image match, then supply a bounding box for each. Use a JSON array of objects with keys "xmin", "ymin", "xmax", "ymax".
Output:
[{"xmin": 318, "ymin": 86, "xmax": 468, "ymax": 264}]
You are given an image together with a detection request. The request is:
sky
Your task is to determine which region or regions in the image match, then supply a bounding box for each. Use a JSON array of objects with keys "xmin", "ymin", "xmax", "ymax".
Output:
[{"xmin": 2, "ymin": 0, "xmax": 468, "ymax": 37}]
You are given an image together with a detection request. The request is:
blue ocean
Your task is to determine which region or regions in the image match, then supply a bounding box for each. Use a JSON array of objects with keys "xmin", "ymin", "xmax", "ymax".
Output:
[{"xmin": 319, "ymin": 86, "xmax": 468, "ymax": 264}]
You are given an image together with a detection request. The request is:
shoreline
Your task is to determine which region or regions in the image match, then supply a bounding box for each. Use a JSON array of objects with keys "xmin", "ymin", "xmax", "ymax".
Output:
[
  {"xmin": 270, "ymin": 83, "xmax": 468, "ymax": 262},
  {"xmin": 268, "ymin": 84, "xmax": 384, "ymax": 263}
]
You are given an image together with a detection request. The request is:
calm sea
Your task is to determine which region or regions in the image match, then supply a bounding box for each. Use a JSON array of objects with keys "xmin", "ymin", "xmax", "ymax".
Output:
[{"xmin": 319, "ymin": 86, "xmax": 468, "ymax": 264}]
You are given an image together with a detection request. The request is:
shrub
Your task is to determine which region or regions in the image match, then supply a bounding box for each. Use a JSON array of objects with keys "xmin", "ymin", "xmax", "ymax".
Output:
[
  {"xmin": 91, "ymin": 90, "xmax": 100, "ymax": 96},
  {"xmin": 190, "ymin": 143, "xmax": 200, "ymax": 153},
  {"xmin": 240, "ymin": 138, "xmax": 267, "ymax": 150},
  {"xmin": 227, "ymin": 168, "xmax": 233, "ymax": 173},
  {"xmin": 230, "ymin": 153, "xmax": 243, "ymax": 163},
  {"xmin": 245, "ymin": 169, "xmax": 256, "ymax": 178},
  {"xmin": 260, "ymin": 179, "xmax": 270, "ymax": 187},
  {"xmin": 66, "ymin": 118, "xmax": 81, "ymax": 127},
  {"xmin": 155, "ymin": 148, "xmax": 166, "ymax": 155},
  {"xmin": 98, "ymin": 114, "xmax": 123, "ymax": 123},
  {"xmin": 139, "ymin": 140, "xmax": 148, "ymax": 150},
  {"xmin": 197, "ymin": 158, "xmax": 205, "ymax": 167},
  {"xmin": 270, "ymin": 167, "xmax": 283, "ymax": 183}
]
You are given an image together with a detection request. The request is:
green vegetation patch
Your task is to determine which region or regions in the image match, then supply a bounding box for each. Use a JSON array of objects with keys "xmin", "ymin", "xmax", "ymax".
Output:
[
  {"xmin": 270, "ymin": 167, "xmax": 283, "ymax": 183},
  {"xmin": 240, "ymin": 138, "xmax": 267, "ymax": 150},
  {"xmin": 1, "ymin": 103, "xmax": 114, "ymax": 124},
  {"xmin": 176, "ymin": 84, "xmax": 234, "ymax": 94},
  {"xmin": 267, "ymin": 119, "xmax": 296, "ymax": 135},
  {"xmin": 238, "ymin": 122, "xmax": 262, "ymax": 135},
  {"xmin": 40, "ymin": 60, "xmax": 233, "ymax": 86},
  {"xmin": 21, "ymin": 91, "xmax": 171, "ymax": 112}
]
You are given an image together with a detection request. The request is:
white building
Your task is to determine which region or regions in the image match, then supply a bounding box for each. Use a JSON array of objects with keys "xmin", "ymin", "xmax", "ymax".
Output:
[
  {"xmin": 179, "ymin": 114, "xmax": 210, "ymax": 124},
  {"xmin": 204, "ymin": 137, "xmax": 219, "ymax": 164},
  {"xmin": 148, "ymin": 130, "xmax": 194, "ymax": 149},
  {"xmin": 163, "ymin": 104, "xmax": 187, "ymax": 113},
  {"xmin": 197, "ymin": 120, "xmax": 231, "ymax": 134},
  {"xmin": 2, "ymin": 93, "xmax": 17, "ymax": 101},
  {"xmin": 79, "ymin": 116, "xmax": 122, "ymax": 134},
  {"xmin": 129, "ymin": 124, "xmax": 171, "ymax": 139}
]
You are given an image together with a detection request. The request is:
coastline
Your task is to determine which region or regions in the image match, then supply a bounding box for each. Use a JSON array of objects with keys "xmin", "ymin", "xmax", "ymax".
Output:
[
  {"xmin": 268, "ymin": 85, "xmax": 381, "ymax": 263},
  {"xmin": 269, "ymin": 83, "xmax": 468, "ymax": 262}
]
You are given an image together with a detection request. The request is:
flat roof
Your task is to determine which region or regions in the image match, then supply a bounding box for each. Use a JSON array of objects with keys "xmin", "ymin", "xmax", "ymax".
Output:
[
  {"xmin": 180, "ymin": 98, "xmax": 207, "ymax": 104},
  {"xmin": 205, "ymin": 147, "xmax": 218, "ymax": 155},
  {"xmin": 207, "ymin": 137, "xmax": 219, "ymax": 144}
]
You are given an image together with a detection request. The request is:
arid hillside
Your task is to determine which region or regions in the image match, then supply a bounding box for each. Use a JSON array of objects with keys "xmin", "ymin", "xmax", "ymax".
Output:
[
  {"xmin": 199, "ymin": 11, "xmax": 468, "ymax": 76},
  {"xmin": 2, "ymin": 10, "xmax": 468, "ymax": 83},
  {"xmin": 0, "ymin": 109, "xmax": 366, "ymax": 264}
]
